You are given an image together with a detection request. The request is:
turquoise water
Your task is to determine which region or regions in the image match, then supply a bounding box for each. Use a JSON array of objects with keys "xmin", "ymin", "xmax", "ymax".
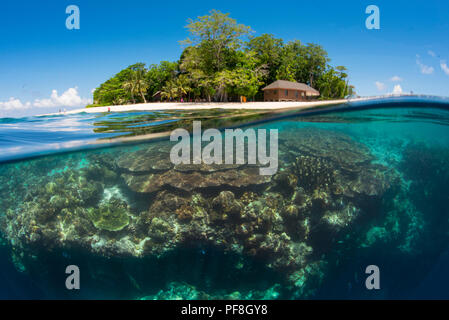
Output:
[{"xmin": 1, "ymin": 96, "xmax": 449, "ymax": 299}]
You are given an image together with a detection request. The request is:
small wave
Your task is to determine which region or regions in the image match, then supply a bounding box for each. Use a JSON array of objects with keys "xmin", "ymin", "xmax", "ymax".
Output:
[{"xmin": 1, "ymin": 96, "xmax": 449, "ymax": 163}]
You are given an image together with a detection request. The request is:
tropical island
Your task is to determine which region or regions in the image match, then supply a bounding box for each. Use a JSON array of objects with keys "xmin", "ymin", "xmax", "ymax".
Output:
[{"xmin": 86, "ymin": 10, "xmax": 355, "ymax": 109}]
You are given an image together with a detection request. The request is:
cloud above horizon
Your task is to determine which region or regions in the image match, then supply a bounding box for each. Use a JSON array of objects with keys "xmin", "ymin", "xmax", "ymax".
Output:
[
  {"xmin": 416, "ymin": 55, "xmax": 434, "ymax": 74},
  {"xmin": 0, "ymin": 87, "xmax": 92, "ymax": 111},
  {"xmin": 440, "ymin": 60, "xmax": 449, "ymax": 75},
  {"xmin": 422, "ymin": 51, "xmax": 449, "ymax": 76},
  {"xmin": 392, "ymin": 84, "xmax": 403, "ymax": 94},
  {"xmin": 428, "ymin": 50, "xmax": 436, "ymax": 58},
  {"xmin": 375, "ymin": 81, "xmax": 386, "ymax": 91},
  {"xmin": 0, "ymin": 98, "xmax": 31, "ymax": 110},
  {"xmin": 390, "ymin": 76, "xmax": 403, "ymax": 82},
  {"xmin": 422, "ymin": 49, "xmax": 449, "ymax": 76}
]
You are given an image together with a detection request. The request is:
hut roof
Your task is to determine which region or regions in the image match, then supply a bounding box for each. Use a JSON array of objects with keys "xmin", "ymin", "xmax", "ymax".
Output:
[{"xmin": 262, "ymin": 80, "xmax": 320, "ymax": 96}]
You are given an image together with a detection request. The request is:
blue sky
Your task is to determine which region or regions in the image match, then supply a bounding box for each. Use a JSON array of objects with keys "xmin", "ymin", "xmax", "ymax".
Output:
[{"xmin": 0, "ymin": 0, "xmax": 448, "ymax": 117}]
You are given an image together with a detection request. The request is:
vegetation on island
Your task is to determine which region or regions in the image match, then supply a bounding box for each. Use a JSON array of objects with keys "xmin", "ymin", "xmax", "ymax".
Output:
[{"xmin": 87, "ymin": 10, "xmax": 355, "ymax": 107}]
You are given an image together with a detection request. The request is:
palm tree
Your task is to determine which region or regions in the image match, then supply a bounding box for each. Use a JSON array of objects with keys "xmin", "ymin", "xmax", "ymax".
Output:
[
  {"xmin": 175, "ymin": 76, "xmax": 190, "ymax": 100},
  {"xmin": 112, "ymin": 96, "xmax": 126, "ymax": 105},
  {"xmin": 122, "ymin": 79, "xmax": 136, "ymax": 104},
  {"xmin": 122, "ymin": 66, "xmax": 149, "ymax": 104},
  {"xmin": 161, "ymin": 81, "xmax": 178, "ymax": 101},
  {"xmin": 134, "ymin": 69, "xmax": 149, "ymax": 103}
]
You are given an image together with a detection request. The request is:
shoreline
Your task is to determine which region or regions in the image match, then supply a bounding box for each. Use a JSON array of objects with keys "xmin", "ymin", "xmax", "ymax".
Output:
[
  {"xmin": 42, "ymin": 99, "xmax": 352, "ymax": 116},
  {"xmin": 37, "ymin": 94, "xmax": 443, "ymax": 117}
]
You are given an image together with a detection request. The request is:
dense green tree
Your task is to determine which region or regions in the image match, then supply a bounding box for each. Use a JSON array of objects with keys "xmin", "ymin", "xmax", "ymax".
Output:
[
  {"xmin": 275, "ymin": 40, "xmax": 303, "ymax": 82},
  {"xmin": 247, "ymin": 34, "xmax": 283, "ymax": 84},
  {"xmin": 179, "ymin": 46, "xmax": 214, "ymax": 101},
  {"xmin": 300, "ymin": 43, "xmax": 329, "ymax": 87},
  {"xmin": 316, "ymin": 66, "xmax": 353, "ymax": 99},
  {"xmin": 216, "ymin": 51, "xmax": 266, "ymax": 100},
  {"xmin": 276, "ymin": 41, "xmax": 329, "ymax": 87},
  {"xmin": 181, "ymin": 9, "xmax": 252, "ymax": 73},
  {"xmin": 92, "ymin": 63, "xmax": 145, "ymax": 106},
  {"xmin": 179, "ymin": 10, "xmax": 254, "ymax": 101},
  {"xmin": 146, "ymin": 61, "xmax": 179, "ymax": 99},
  {"xmin": 88, "ymin": 10, "xmax": 355, "ymax": 107}
]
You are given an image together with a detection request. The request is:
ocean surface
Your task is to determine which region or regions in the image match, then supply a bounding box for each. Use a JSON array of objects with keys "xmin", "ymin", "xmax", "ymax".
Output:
[{"xmin": 1, "ymin": 96, "xmax": 449, "ymax": 299}]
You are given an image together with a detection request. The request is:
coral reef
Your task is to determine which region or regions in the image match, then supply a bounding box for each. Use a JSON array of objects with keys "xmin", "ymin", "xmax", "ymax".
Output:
[
  {"xmin": 140, "ymin": 282, "xmax": 281, "ymax": 300},
  {"xmin": 0, "ymin": 127, "xmax": 414, "ymax": 298},
  {"xmin": 86, "ymin": 198, "xmax": 130, "ymax": 232}
]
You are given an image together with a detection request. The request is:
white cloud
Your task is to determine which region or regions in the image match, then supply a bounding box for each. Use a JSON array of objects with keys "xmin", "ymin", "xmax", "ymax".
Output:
[
  {"xmin": 375, "ymin": 81, "xmax": 386, "ymax": 91},
  {"xmin": 33, "ymin": 87, "xmax": 91, "ymax": 108},
  {"xmin": 392, "ymin": 84, "xmax": 403, "ymax": 94},
  {"xmin": 416, "ymin": 55, "xmax": 434, "ymax": 74},
  {"xmin": 0, "ymin": 87, "xmax": 92, "ymax": 111},
  {"xmin": 428, "ymin": 50, "xmax": 436, "ymax": 57},
  {"xmin": 390, "ymin": 76, "xmax": 403, "ymax": 82},
  {"xmin": 440, "ymin": 60, "xmax": 449, "ymax": 75},
  {"xmin": 0, "ymin": 98, "xmax": 31, "ymax": 110}
]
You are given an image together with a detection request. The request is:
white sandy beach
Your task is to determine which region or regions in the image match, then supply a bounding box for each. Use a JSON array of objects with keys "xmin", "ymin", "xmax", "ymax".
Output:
[
  {"xmin": 44, "ymin": 99, "xmax": 354, "ymax": 116},
  {"xmin": 39, "ymin": 95, "xmax": 427, "ymax": 117}
]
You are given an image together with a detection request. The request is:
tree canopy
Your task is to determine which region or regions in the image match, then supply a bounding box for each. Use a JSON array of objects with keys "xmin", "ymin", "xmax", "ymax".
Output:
[{"xmin": 88, "ymin": 10, "xmax": 354, "ymax": 107}]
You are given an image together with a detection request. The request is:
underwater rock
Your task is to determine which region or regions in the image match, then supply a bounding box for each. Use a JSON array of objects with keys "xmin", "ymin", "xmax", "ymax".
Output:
[
  {"xmin": 117, "ymin": 143, "xmax": 174, "ymax": 173},
  {"xmin": 117, "ymin": 139, "xmax": 270, "ymax": 194},
  {"xmin": 174, "ymin": 163, "xmax": 242, "ymax": 173},
  {"xmin": 280, "ymin": 128, "xmax": 374, "ymax": 169},
  {"xmin": 122, "ymin": 166, "xmax": 271, "ymax": 193}
]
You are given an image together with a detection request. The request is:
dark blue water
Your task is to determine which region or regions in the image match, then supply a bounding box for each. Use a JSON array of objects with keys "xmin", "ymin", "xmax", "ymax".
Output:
[{"xmin": 1, "ymin": 96, "xmax": 449, "ymax": 299}]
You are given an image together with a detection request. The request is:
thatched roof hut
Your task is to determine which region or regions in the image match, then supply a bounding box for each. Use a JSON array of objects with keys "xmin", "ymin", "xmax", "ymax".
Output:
[{"xmin": 262, "ymin": 80, "xmax": 320, "ymax": 101}]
